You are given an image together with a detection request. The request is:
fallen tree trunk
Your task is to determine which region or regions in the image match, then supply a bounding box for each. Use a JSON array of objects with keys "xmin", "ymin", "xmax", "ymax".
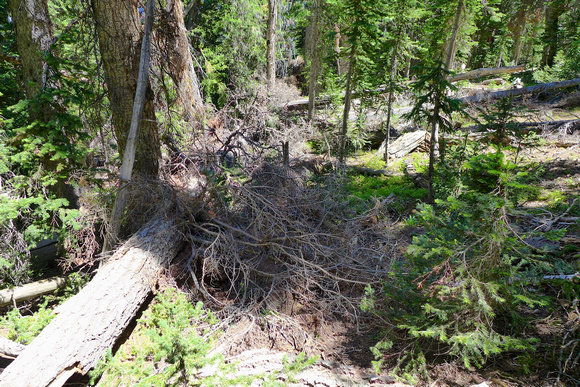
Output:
[
  {"xmin": 0, "ymin": 218, "xmax": 182, "ymax": 387},
  {"xmin": 456, "ymin": 119, "xmax": 579, "ymax": 134},
  {"xmin": 0, "ymin": 277, "xmax": 66, "ymax": 308},
  {"xmin": 0, "ymin": 336, "xmax": 25, "ymax": 358},
  {"xmin": 449, "ymin": 64, "xmax": 525, "ymax": 82},
  {"xmin": 461, "ymin": 78, "xmax": 580, "ymax": 104},
  {"xmin": 378, "ymin": 130, "xmax": 430, "ymax": 159}
]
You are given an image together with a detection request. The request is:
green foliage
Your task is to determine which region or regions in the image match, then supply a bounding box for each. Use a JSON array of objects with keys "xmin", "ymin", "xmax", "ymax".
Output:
[
  {"xmin": 0, "ymin": 302, "xmax": 55, "ymax": 345},
  {"xmin": 346, "ymin": 174, "xmax": 426, "ymax": 201},
  {"xmin": 0, "ymin": 0, "xmax": 97, "ymax": 285},
  {"xmin": 0, "ymin": 274, "xmax": 86, "ymax": 344},
  {"xmin": 91, "ymin": 289, "xmax": 238, "ymax": 386},
  {"xmin": 193, "ymin": 0, "xmax": 266, "ymax": 107},
  {"xmin": 362, "ymin": 132, "xmax": 574, "ymax": 379}
]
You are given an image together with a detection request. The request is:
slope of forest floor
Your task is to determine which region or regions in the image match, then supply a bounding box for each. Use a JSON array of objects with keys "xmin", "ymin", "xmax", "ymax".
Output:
[{"xmin": 1, "ymin": 86, "xmax": 579, "ymax": 387}]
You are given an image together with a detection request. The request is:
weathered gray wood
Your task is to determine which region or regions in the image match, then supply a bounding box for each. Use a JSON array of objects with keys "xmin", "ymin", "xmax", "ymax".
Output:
[
  {"xmin": 0, "ymin": 336, "xmax": 25, "ymax": 358},
  {"xmin": 461, "ymin": 78, "xmax": 580, "ymax": 104},
  {"xmin": 449, "ymin": 65, "xmax": 525, "ymax": 82},
  {"xmin": 0, "ymin": 218, "xmax": 182, "ymax": 387},
  {"xmin": 382, "ymin": 131, "xmax": 430, "ymax": 159},
  {"xmin": 0, "ymin": 277, "xmax": 66, "ymax": 307}
]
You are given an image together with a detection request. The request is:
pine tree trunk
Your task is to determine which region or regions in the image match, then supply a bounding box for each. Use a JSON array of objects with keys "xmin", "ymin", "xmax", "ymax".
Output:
[
  {"xmin": 266, "ymin": 0, "xmax": 277, "ymax": 91},
  {"xmin": 510, "ymin": 8, "xmax": 527, "ymax": 65},
  {"xmin": 8, "ymin": 0, "xmax": 77, "ymax": 203},
  {"xmin": 0, "ymin": 218, "xmax": 183, "ymax": 387},
  {"xmin": 8, "ymin": 0, "xmax": 52, "ymax": 104},
  {"xmin": 102, "ymin": 0, "xmax": 156, "ymax": 254},
  {"xmin": 378, "ymin": 45, "xmax": 398, "ymax": 162},
  {"xmin": 339, "ymin": 46, "xmax": 356, "ymax": 164},
  {"xmin": 542, "ymin": 1, "xmax": 565, "ymax": 67},
  {"xmin": 307, "ymin": 0, "xmax": 321, "ymax": 122},
  {"xmin": 427, "ymin": 99, "xmax": 441, "ymax": 205},
  {"xmin": 158, "ymin": 0, "xmax": 203, "ymax": 125},
  {"xmin": 92, "ymin": 0, "xmax": 160, "ymax": 179},
  {"xmin": 444, "ymin": 0, "xmax": 464, "ymax": 71}
]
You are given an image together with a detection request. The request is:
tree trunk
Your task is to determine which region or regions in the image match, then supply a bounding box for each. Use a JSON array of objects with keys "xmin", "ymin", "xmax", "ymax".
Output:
[
  {"xmin": 448, "ymin": 64, "xmax": 525, "ymax": 82},
  {"xmin": 334, "ymin": 23, "xmax": 342, "ymax": 76},
  {"xmin": 510, "ymin": 7, "xmax": 527, "ymax": 65},
  {"xmin": 266, "ymin": 0, "xmax": 278, "ymax": 91},
  {"xmin": 307, "ymin": 0, "xmax": 321, "ymax": 122},
  {"xmin": 8, "ymin": 0, "xmax": 73, "ymax": 201},
  {"xmin": 157, "ymin": 0, "xmax": 204, "ymax": 125},
  {"xmin": 427, "ymin": 99, "xmax": 441, "ymax": 205},
  {"xmin": 92, "ymin": 0, "xmax": 160, "ymax": 179},
  {"xmin": 0, "ymin": 277, "xmax": 66, "ymax": 307},
  {"xmin": 183, "ymin": 0, "xmax": 202, "ymax": 30},
  {"xmin": 339, "ymin": 46, "xmax": 356, "ymax": 164},
  {"xmin": 0, "ymin": 218, "xmax": 183, "ymax": 387},
  {"xmin": 0, "ymin": 336, "xmax": 25, "ymax": 359},
  {"xmin": 444, "ymin": 0, "xmax": 464, "ymax": 71},
  {"xmin": 102, "ymin": 0, "xmax": 156, "ymax": 254},
  {"xmin": 542, "ymin": 1, "xmax": 566, "ymax": 67},
  {"xmin": 378, "ymin": 44, "xmax": 398, "ymax": 162},
  {"xmin": 8, "ymin": 0, "xmax": 52, "ymax": 103},
  {"xmin": 461, "ymin": 77, "xmax": 580, "ymax": 103}
]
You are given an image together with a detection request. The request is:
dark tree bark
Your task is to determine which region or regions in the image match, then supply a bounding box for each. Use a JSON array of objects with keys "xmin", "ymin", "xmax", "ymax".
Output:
[
  {"xmin": 444, "ymin": 0, "xmax": 464, "ymax": 71},
  {"xmin": 8, "ymin": 0, "xmax": 75, "ymax": 202},
  {"xmin": 91, "ymin": 0, "xmax": 160, "ymax": 179},
  {"xmin": 542, "ymin": 0, "xmax": 567, "ymax": 67},
  {"xmin": 307, "ymin": 0, "xmax": 322, "ymax": 122},
  {"xmin": 266, "ymin": 0, "xmax": 278, "ymax": 91},
  {"xmin": 8, "ymin": 0, "xmax": 53, "ymax": 105}
]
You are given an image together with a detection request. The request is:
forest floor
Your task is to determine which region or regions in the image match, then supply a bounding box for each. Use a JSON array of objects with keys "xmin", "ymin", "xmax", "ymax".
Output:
[
  {"xmin": 1, "ymin": 86, "xmax": 578, "ymax": 387},
  {"xmin": 191, "ymin": 90, "xmax": 580, "ymax": 386}
]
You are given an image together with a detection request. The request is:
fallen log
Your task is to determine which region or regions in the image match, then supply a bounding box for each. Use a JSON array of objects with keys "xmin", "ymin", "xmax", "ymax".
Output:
[
  {"xmin": 348, "ymin": 166, "xmax": 389, "ymax": 176},
  {"xmin": 0, "ymin": 217, "xmax": 182, "ymax": 387},
  {"xmin": 378, "ymin": 130, "xmax": 430, "ymax": 159},
  {"xmin": 461, "ymin": 78, "xmax": 580, "ymax": 104},
  {"xmin": 454, "ymin": 119, "xmax": 579, "ymax": 134},
  {"xmin": 0, "ymin": 276, "xmax": 67, "ymax": 308},
  {"xmin": 0, "ymin": 336, "xmax": 25, "ymax": 358},
  {"xmin": 449, "ymin": 64, "xmax": 525, "ymax": 83}
]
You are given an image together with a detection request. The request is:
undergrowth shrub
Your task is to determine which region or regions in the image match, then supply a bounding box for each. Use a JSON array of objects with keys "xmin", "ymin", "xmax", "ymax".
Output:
[
  {"xmin": 90, "ymin": 288, "xmax": 317, "ymax": 386},
  {"xmin": 363, "ymin": 138, "xmax": 574, "ymax": 381},
  {"xmin": 345, "ymin": 174, "xmax": 427, "ymax": 214},
  {"xmin": 0, "ymin": 273, "xmax": 88, "ymax": 344}
]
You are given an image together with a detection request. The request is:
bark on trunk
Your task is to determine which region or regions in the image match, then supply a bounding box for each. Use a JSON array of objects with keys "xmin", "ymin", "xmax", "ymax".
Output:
[
  {"xmin": 510, "ymin": 8, "xmax": 527, "ymax": 65},
  {"xmin": 8, "ymin": 0, "xmax": 73, "ymax": 201},
  {"xmin": 0, "ymin": 218, "xmax": 182, "ymax": 387},
  {"xmin": 102, "ymin": 0, "xmax": 156, "ymax": 254},
  {"xmin": 378, "ymin": 44, "xmax": 398, "ymax": 161},
  {"xmin": 542, "ymin": 1, "xmax": 565, "ymax": 68},
  {"xmin": 92, "ymin": 0, "xmax": 160, "ymax": 179},
  {"xmin": 461, "ymin": 78, "xmax": 580, "ymax": 104},
  {"xmin": 444, "ymin": 0, "xmax": 464, "ymax": 71},
  {"xmin": 339, "ymin": 46, "xmax": 356, "ymax": 164},
  {"xmin": 0, "ymin": 336, "xmax": 25, "ymax": 359},
  {"xmin": 8, "ymin": 0, "xmax": 52, "ymax": 102},
  {"xmin": 0, "ymin": 277, "xmax": 66, "ymax": 307},
  {"xmin": 266, "ymin": 0, "xmax": 277, "ymax": 91},
  {"xmin": 307, "ymin": 0, "xmax": 321, "ymax": 122},
  {"xmin": 449, "ymin": 64, "xmax": 525, "ymax": 82},
  {"xmin": 158, "ymin": 0, "xmax": 203, "ymax": 125}
]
